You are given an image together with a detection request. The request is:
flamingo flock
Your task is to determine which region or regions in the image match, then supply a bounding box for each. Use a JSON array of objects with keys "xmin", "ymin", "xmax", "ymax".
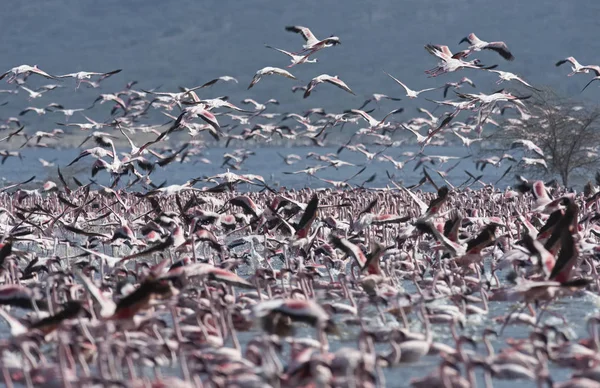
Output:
[{"xmin": 0, "ymin": 24, "xmax": 599, "ymax": 388}]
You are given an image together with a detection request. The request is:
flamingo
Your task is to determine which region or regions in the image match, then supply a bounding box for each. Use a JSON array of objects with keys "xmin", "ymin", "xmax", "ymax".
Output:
[
  {"xmin": 248, "ymin": 67, "xmax": 297, "ymax": 89},
  {"xmin": 265, "ymin": 45, "xmax": 318, "ymax": 67},
  {"xmin": 459, "ymin": 33, "xmax": 515, "ymax": 61},
  {"xmin": 384, "ymin": 71, "xmax": 438, "ymax": 98},
  {"xmin": 304, "ymin": 74, "xmax": 355, "ymax": 98}
]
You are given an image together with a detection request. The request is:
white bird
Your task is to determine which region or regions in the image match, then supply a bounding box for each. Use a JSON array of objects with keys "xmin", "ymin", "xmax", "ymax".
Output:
[
  {"xmin": 38, "ymin": 158, "xmax": 55, "ymax": 167},
  {"xmin": 401, "ymin": 124, "xmax": 429, "ymax": 145},
  {"xmin": 487, "ymin": 70, "xmax": 540, "ymax": 91},
  {"xmin": 442, "ymin": 77, "xmax": 476, "ymax": 97},
  {"xmin": 452, "ymin": 129, "xmax": 482, "ymax": 148},
  {"xmin": 19, "ymin": 86, "xmax": 44, "ymax": 99},
  {"xmin": 37, "ymin": 84, "xmax": 63, "ymax": 92},
  {"xmin": 19, "ymin": 107, "xmax": 48, "ymax": 116},
  {"xmin": 241, "ymin": 98, "xmax": 278, "ymax": 111},
  {"xmin": 358, "ymin": 93, "xmax": 403, "ymax": 109},
  {"xmin": 0, "ymin": 65, "xmax": 58, "ymax": 83},
  {"xmin": 345, "ymin": 108, "xmax": 403, "ymax": 130},
  {"xmin": 198, "ymin": 75, "xmax": 239, "ymax": 88},
  {"xmin": 475, "ymin": 156, "xmax": 503, "ymax": 170},
  {"xmin": 283, "ymin": 165, "xmax": 328, "ymax": 176},
  {"xmin": 277, "ymin": 153, "xmax": 302, "ymax": 165},
  {"xmin": 520, "ymin": 157, "xmax": 547, "ymax": 169},
  {"xmin": 284, "ymin": 25, "xmax": 341, "ymax": 52},
  {"xmin": 414, "ymin": 107, "xmax": 439, "ymax": 126},
  {"xmin": 459, "ymin": 33, "xmax": 515, "ymax": 61},
  {"xmin": 177, "ymin": 105, "xmax": 221, "ymax": 139},
  {"xmin": 199, "ymin": 97, "xmax": 250, "ymax": 113},
  {"xmin": 144, "ymin": 86, "xmax": 207, "ymax": 107},
  {"xmin": 57, "ymin": 69, "xmax": 122, "ymax": 88},
  {"xmin": 304, "ymin": 74, "xmax": 355, "ymax": 98},
  {"xmin": 56, "ymin": 121, "xmax": 96, "ymax": 131},
  {"xmin": 384, "ymin": 71, "xmax": 438, "ymax": 98},
  {"xmin": 355, "ymin": 144, "xmax": 386, "ymax": 161},
  {"xmin": 511, "ymin": 139, "xmax": 544, "ymax": 157},
  {"xmin": 379, "ymin": 154, "xmax": 406, "ymax": 170},
  {"xmin": 265, "ymin": 45, "xmax": 318, "ymax": 67},
  {"xmin": 89, "ymin": 93, "xmax": 127, "ymax": 112},
  {"xmin": 248, "ymin": 67, "xmax": 297, "ymax": 89},
  {"xmin": 47, "ymin": 105, "xmax": 86, "ymax": 120},
  {"xmin": 456, "ymin": 90, "xmax": 528, "ymax": 107},
  {"xmin": 555, "ymin": 56, "xmax": 590, "ymax": 76},
  {"xmin": 425, "ymin": 44, "xmax": 494, "ymax": 77}
]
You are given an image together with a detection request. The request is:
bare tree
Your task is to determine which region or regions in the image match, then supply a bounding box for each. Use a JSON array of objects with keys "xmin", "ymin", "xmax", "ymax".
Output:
[{"xmin": 492, "ymin": 89, "xmax": 600, "ymax": 187}]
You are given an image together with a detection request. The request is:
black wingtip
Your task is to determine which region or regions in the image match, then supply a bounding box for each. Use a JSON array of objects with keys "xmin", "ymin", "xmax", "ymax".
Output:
[{"xmin": 581, "ymin": 78, "xmax": 597, "ymax": 93}]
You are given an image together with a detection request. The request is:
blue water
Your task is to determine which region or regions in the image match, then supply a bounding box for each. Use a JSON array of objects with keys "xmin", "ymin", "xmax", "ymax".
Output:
[{"xmin": 1, "ymin": 144, "xmax": 515, "ymax": 191}]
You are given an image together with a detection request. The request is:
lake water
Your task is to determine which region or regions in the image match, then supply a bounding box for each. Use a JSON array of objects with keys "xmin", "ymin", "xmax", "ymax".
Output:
[{"xmin": 2, "ymin": 144, "xmax": 514, "ymax": 191}]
